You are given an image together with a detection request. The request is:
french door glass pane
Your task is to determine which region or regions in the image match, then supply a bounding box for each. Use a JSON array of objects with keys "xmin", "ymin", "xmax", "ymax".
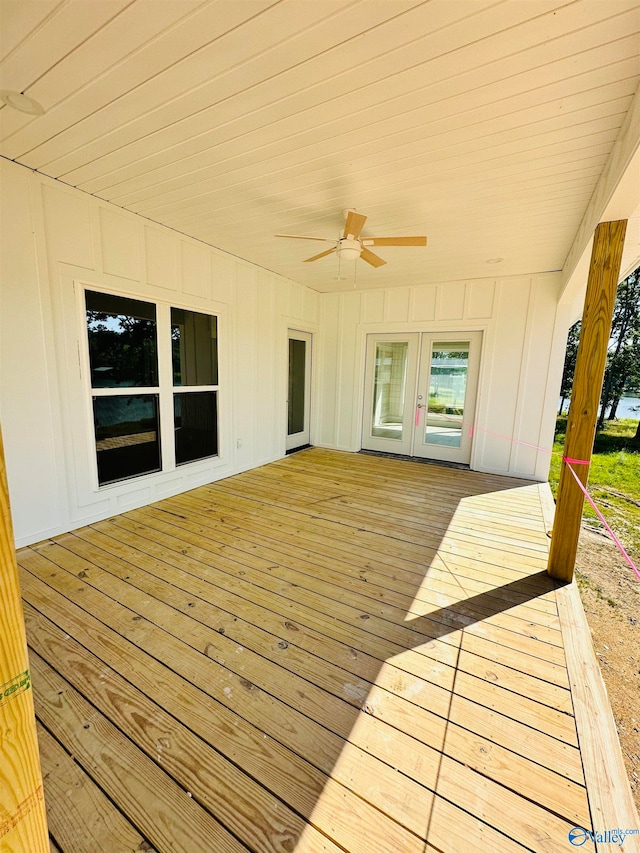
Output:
[
  {"xmin": 372, "ymin": 342, "xmax": 408, "ymax": 440},
  {"xmin": 174, "ymin": 391, "xmax": 218, "ymax": 464},
  {"xmin": 425, "ymin": 342, "xmax": 469, "ymax": 447},
  {"xmin": 93, "ymin": 395, "xmax": 160, "ymax": 485},
  {"xmin": 86, "ymin": 291, "xmax": 158, "ymax": 387},
  {"xmin": 288, "ymin": 339, "xmax": 306, "ymax": 435},
  {"xmin": 171, "ymin": 308, "xmax": 218, "ymax": 386}
]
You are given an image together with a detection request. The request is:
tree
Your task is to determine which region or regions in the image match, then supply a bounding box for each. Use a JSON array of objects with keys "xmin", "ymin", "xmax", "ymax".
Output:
[
  {"xmin": 559, "ymin": 321, "xmax": 580, "ymax": 415},
  {"xmin": 558, "ymin": 265, "xmax": 640, "ymax": 429},
  {"xmin": 87, "ymin": 310, "xmax": 158, "ymax": 387},
  {"xmin": 597, "ymin": 266, "xmax": 640, "ymax": 429},
  {"xmin": 607, "ymin": 337, "xmax": 640, "ymax": 419}
]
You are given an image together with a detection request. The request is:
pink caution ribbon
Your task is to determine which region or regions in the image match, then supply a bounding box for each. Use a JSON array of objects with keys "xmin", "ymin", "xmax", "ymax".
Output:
[
  {"xmin": 472, "ymin": 424, "xmax": 591, "ymax": 465},
  {"xmin": 471, "ymin": 423, "xmax": 562, "ymax": 454},
  {"xmin": 464, "ymin": 421, "xmax": 637, "ymax": 581},
  {"xmin": 562, "ymin": 458, "xmax": 640, "ymax": 582}
]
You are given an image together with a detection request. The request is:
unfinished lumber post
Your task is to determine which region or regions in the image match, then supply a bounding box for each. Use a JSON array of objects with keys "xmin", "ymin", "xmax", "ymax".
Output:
[
  {"xmin": 0, "ymin": 424, "xmax": 49, "ymax": 850},
  {"xmin": 547, "ymin": 220, "xmax": 627, "ymax": 582}
]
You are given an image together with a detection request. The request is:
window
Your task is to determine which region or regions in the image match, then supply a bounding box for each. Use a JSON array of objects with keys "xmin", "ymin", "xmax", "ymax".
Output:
[
  {"xmin": 171, "ymin": 307, "xmax": 218, "ymax": 386},
  {"xmin": 174, "ymin": 392, "xmax": 218, "ymax": 464},
  {"xmin": 86, "ymin": 291, "xmax": 158, "ymax": 387},
  {"xmin": 93, "ymin": 395, "xmax": 161, "ymax": 484},
  {"xmin": 171, "ymin": 308, "xmax": 218, "ymax": 467},
  {"xmin": 86, "ymin": 290, "xmax": 218, "ymax": 486}
]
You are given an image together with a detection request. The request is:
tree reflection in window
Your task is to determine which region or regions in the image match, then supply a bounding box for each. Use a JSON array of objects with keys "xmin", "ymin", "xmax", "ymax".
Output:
[{"xmin": 86, "ymin": 290, "xmax": 158, "ymax": 388}]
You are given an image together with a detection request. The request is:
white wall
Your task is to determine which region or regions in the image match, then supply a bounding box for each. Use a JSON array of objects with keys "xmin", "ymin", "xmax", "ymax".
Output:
[
  {"xmin": 1, "ymin": 158, "xmax": 569, "ymax": 547},
  {"xmin": 0, "ymin": 160, "xmax": 319, "ymax": 546},
  {"xmin": 316, "ymin": 275, "xmax": 566, "ymax": 480}
]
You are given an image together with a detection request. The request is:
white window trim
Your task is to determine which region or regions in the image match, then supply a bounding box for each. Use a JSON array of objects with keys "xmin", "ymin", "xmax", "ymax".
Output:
[{"xmin": 81, "ymin": 285, "xmax": 220, "ymax": 490}]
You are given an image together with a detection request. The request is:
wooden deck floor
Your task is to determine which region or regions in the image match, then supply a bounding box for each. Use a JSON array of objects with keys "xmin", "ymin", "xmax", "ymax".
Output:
[{"xmin": 16, "ymin": 448, "xmax": 636, "ymax": 852}]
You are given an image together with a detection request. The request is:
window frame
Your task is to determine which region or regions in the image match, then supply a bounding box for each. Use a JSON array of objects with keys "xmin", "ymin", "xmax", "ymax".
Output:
[{"xmin": 81, "ymin": 286, "xmax": 220, "ymax": 490}]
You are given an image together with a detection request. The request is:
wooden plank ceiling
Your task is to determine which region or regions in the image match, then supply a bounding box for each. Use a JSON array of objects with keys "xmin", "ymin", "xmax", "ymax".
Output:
[{"xmin": 1, "ymin": 0, "xmax": 639, "ymax": 292}]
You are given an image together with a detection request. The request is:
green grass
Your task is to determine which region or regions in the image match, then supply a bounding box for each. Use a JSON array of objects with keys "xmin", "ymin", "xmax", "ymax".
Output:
[{"xmin": 549, "ymin": 418, "xmax": 640, "ymax": 556}]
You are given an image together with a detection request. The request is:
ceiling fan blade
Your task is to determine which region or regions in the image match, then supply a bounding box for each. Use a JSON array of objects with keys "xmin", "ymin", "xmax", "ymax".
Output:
[
  {"xmin": 360, "ymin": 247, "xmax": 387, "ymax": 268},
  {"xmin": 343, "ymin": 211, "xmax": 367, "ymax": 240},
  {"xmin": 304, "ymin": 248, "xmax": 336, "ymax": 263},
  {"xmin": 276, "ymin": 234, "xmax": 335, "ymax": 242},
  {"xmin": 362, "ymin": 236, "xmax": 427, "ymax": 247}
]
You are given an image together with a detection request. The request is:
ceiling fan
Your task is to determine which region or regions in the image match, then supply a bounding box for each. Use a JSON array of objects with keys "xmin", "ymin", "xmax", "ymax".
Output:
[{"xmin": 276, "ymin": 210, "xmax": 427, "ymax": 267}]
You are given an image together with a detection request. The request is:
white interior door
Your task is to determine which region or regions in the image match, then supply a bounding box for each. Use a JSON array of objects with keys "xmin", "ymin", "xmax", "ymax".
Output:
[
  {"xmin": 412, "ymin": 332, "xmax": 482, "ymax": 464},
  {"xmin": 286, "ymin": 330, "xmax": 312, "ymax": 451},
  {"xmin": 361, "ymin": 334, "xmax": 419, "ymax": 455},
  {"xmin": 362, "ymin": 331, "xmax": 482, "ymax": 464}
]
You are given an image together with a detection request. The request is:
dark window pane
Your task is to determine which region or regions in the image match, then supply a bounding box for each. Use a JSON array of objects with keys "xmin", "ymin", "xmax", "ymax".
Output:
[
  {"xmin": 86, "ymin": 290, "xmax": 158, "ymax": 387},
  {"xmin": 171, "ymin": 308, "xmax": 218, "ymax": 386},
  {"xmin": 174, "ymin": 391, "xmax": 217, "ymax": 465},
  {"xmin": 93, "ymin": 395, "xmax": 160, "ymax": 485},
  {"xmin": 288, "ymin": 338, "xmax": 306, "ymax": 435}
]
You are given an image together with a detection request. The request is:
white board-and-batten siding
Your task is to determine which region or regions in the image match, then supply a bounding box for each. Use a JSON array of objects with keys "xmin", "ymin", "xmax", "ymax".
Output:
[
  {"xmin": 0, "ymin": 159, "xmax": 319, "ymax": 546},
  {"xmin": 316, "ymin": 275, "xmax": 564, "ymax": 480},
  {"xmin": 1, "ymin": 158, "xmax": 565, "ymax": 547}
]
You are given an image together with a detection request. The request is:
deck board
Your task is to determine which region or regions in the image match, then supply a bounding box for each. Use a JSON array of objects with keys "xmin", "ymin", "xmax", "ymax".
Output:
[
  {"xmin": 18, "ymin": 448, "xmax": 634, "ymax": 852},
  {"xmin": 166, "ymin": 486, "xmax": 559, "ymax": 613},
  {"xmin": 94, "ymin": 512, "xmax": 566, "ymax": 668},
  {"xmin": 31, "ymin": 649, "xmax": 247, "ymax": 853},
  {"xmin": 38, "ymin": 722, "xmax": 154, "ymax": 853},
  {"xmin": 139, "ymin": 497, "xmax": 561, "ymax": 629},
  {"xmin": 105, "ymin": 511, "xmax": 564, "ymax": 659}
]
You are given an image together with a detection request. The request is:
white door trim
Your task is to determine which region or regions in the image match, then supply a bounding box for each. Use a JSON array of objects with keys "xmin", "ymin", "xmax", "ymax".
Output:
[{"xmin": 361, "ymin": 330, "xmax": 483, "ymax": 465}]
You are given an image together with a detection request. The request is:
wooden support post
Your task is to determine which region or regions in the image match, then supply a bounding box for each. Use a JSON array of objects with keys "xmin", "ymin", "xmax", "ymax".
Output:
[
  {"xmin": 548, "ymin": 220, "xmax": 627, "ymax": 582},
  {"xmin": 0, "ymin": 424, "xmax": 49, "ymax": 850}
]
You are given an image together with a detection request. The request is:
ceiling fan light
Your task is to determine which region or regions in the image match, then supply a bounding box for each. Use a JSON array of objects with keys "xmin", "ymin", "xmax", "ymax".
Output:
[{"xmin": 337, "ymin": 239, "xmax": 361, "ymax": 262}]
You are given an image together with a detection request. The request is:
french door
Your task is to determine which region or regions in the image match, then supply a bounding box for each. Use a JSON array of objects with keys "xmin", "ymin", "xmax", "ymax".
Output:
[
  {"xmin": 362, "ymin": 331, "xmax": 482, "ymax": 464},
  {"xmin": 286, "ymin": 330, "xmax": 312, "ymax": 451}
]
